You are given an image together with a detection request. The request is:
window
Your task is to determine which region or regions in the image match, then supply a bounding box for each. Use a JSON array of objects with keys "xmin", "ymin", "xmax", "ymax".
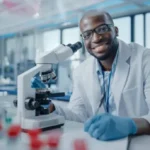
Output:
[
  {"xmin": 59, "ymin": 27, "xmax": 81, "ymax": 92},
  {"xmin": 6, "ymin": 38, "xmax": 17, "ymax": 63},
  {"xmin": 134, "ymin": 14, "xmax": 144, "ymax": 46},
  {"xmin": 22, "ymin": 35, "xmax": 35, "ymax": 60},
  {"xmin": 62, "ymin": 27, "xmax": 81, "ymax": 61},
  {"xmin": 146, "ymin": 13, "xmax": 150, "ymax": 48},
  {"xmin": 113, "ymin": 17, "xmax": 131, "ymax": 43},
  {"xmin": 5, "ymin": 35, "xmax": 36, "ymax": 80},
  {"xmin": 43, "ymin": 29, "xmax": 60, "ymax": 52}
]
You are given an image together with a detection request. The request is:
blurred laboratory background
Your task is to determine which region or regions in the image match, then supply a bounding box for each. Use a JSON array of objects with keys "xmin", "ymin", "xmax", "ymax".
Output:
[{"xmin": 0, "ymin": 0, "xmax": 150, "ymax": 97}]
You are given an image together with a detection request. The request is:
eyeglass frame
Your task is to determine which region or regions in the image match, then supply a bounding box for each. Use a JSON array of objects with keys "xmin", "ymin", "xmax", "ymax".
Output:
[{"xmin": 80, "ymin": 24, "xmax": 114, "ymax": 40}]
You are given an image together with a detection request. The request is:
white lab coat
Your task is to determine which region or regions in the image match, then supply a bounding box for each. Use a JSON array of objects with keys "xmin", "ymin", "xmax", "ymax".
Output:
[{"xmin": 55, "ymin": 39, "xmax": 150, "ymax": 123}]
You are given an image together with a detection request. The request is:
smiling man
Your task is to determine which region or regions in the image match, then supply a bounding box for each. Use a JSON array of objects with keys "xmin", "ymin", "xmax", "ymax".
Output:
[
  {"xmin": 80, "ymin": 11, "xmax": 118, "ymax": 63},
  {"xmin": 31, "ymin": 11, "xmax": 150, "ymax": 140}
]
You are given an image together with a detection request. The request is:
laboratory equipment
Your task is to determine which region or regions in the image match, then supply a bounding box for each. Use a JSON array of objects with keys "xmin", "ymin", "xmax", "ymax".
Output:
[
  {"xmin": 74, "ymin": 139, "xmax": 87, "ymax": 150},
  {"xmin": 29, "ymin": 138, "xmax": 44, "ymax": 150},
  {"xmin": 47, "ymin": 130, "xmax": 61, "ymax": 150},
  {"xmin": 0, "ymin": 122, "xmax": 129, "ymax": 150},
  {"xmin": 6, "ymin": 125, "xmax": 21, "ymax": 150},
  {"xmin": 17, "ymin": 42, "xmax": 82, "ymax": 131},
  {"xmin": 0, "ymin": 122, "xmax": 3, "ymax": 138}
]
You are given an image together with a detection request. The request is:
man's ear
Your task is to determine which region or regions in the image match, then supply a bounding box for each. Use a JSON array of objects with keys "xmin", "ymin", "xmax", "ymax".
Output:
[{"xmin": 115, "ymin": 26, "xmax": 119, "ymax": 36}]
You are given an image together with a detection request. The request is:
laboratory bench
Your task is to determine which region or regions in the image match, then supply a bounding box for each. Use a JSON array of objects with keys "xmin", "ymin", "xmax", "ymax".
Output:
[
  {"xmin": 0, "ymin": 84, "xmax": 17, "ymax": 95},
  {"xmin": 0, "ymin": 96, "xmax": 150, "ymax": 150},
  {"xmin": 0, "ymin": 87, "xmax": 71, "ymax": 101}
]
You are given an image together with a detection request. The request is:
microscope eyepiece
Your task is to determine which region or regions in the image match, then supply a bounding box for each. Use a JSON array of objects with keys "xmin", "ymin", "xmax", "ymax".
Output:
[{"xmin": 67, "ymin": 42, "xmax": 82, "ymax": 53}]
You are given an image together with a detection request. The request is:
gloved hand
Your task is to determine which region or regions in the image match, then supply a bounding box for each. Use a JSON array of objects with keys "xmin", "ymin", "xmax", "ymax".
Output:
[
  {"xmin": 31, "ymin": 76, "xmax": 46, "ymax": 88},
  {"xmin": 84, "ymin": 113, "xmax": 137, "ymax": 141}
]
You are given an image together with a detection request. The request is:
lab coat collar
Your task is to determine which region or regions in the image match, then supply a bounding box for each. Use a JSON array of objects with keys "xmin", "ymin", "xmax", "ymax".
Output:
[
  {"xmin": 91, "ymin": 39, "xmax": 131, "ymax": 115},
  {"xmin": 95, "ymin": 47, "xmax": 119, "ymax": 76},
  {"xmin": 91, "ymin": 58, "xmax": 105, "ymax": 115},
  {"xmin": 87, "ymin": 39, "xmax": 131, "ymax": 115}
]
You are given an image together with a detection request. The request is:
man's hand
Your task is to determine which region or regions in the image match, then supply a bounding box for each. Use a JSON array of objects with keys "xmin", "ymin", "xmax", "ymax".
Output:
[{"xmin": 84, "ymin": 113, "xmax": 137, "ymax": 141}]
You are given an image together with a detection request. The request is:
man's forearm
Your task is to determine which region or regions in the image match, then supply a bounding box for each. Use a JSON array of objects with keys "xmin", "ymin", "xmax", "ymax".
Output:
[
  {"xmin": 49, "ymin": 104, "xmax": 150, "ymax": 135},
  {"xmin": 133, "ymin": 118, "xmax": 150, "ymax": 135}
]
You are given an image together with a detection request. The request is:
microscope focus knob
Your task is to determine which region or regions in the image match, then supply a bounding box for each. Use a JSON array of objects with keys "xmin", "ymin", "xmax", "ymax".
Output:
[{"xmin": 25, "ymin": 98, "xmax": 40, "ymax": 110}]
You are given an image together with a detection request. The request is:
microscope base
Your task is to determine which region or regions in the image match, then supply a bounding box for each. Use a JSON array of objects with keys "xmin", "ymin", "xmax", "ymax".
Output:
[{"xmin": 21, "ymin": 113, "xmax": 65, "ymax": 131}]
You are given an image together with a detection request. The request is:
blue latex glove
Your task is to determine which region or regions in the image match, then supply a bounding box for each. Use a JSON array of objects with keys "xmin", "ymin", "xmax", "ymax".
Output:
[
  {"xmin": 31, "ymin": 76, "xmax": 46, "ymax": 88},
  {"xmin": 84, "ymin": 113, "xmax": 137, "ymax": 141}
]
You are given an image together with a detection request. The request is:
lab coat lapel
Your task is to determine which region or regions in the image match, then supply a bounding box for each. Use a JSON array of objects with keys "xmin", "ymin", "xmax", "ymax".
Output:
[
  {"xmin": 90, "ymin": 59, "xmax": 105, "ymax": 115},
  {"xmin": 112, "ymin": 39, "xmax": 131, "ymax": 114}
]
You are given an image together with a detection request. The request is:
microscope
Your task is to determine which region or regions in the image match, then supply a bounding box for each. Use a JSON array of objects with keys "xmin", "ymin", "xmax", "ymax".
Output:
[{"xmin": 17, "ymin": 42, "xmax": 82, "ymax": 131}]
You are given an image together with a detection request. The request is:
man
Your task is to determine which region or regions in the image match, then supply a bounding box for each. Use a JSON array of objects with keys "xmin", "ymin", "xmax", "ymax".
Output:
[{"xmin": 31, "ymin": 11, "xmax": 150, "ymax": 140}]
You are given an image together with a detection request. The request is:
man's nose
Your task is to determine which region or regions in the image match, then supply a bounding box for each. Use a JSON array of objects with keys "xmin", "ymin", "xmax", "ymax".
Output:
[{"xmin": 91, "ymin": 32, "xmax": 102, "ymax": 43}]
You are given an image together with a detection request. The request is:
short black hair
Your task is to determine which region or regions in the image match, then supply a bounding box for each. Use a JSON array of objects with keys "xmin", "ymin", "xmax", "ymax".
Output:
[{"xmin": 80, "ymin": 10, "xmax": 114, "ymax": 25}]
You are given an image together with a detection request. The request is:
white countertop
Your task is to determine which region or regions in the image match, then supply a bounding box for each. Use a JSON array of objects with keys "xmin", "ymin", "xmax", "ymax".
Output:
[
  {"xmin": 57, "ymin": 121, "xmax": 150, "ymax": 150},
  {"xmin": 0, "ymin": 96, "xmax": 150, "ymax": 150}
]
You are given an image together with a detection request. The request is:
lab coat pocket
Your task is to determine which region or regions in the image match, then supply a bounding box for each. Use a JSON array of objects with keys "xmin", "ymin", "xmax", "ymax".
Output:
[{"xmin": 122, "ymin": 87, "xmax": 140, "ymax": 116}]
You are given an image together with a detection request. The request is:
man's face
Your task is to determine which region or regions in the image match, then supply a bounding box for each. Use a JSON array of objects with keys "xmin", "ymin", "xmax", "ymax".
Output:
[{"xmin": 80, "ymin": 15, "xmax": 117, "ymax": 60}]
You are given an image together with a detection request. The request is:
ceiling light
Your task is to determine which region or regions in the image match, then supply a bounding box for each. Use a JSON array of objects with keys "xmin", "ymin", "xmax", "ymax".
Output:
[{"xmin": 62, "ymin": 22, "xmax": 72, "ymax": 26}]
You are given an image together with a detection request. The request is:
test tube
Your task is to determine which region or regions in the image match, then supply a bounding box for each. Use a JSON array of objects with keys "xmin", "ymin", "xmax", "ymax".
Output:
[
  {"xmin": 47, "ymin": 131, "xmax": 61, "ymax": 150},
  {"xmin": 0, "ymin": 107, "xmax": 6, "ymax": 128},
  {"xmin": 27, "ymin": 128, "xmax": 43, "ymax": 150},
  {"xmin": 6, "ymin": 124, "xmax": 21, "ymax": 150},
  {"xmin": 27, "ymin": 128, "xmax": 42, "ymax": 140},
  {"xmin": 29, "ymin": 138, "xmax": 44, "ymax": 150},
  {"xmin": 0, "ymin": 122, "xmax": 5, "ymax": 149},
  {"xmin": 0, "ymin": 123, "xmax": 3, "ymax": 138},
  {"xmin": 0, "ymin": 105, "xmax": 13, "ymax": 130}
]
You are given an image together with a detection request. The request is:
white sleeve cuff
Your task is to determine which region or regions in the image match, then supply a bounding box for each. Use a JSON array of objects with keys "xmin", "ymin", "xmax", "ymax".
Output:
[{"xmin": 141, "ymin": 114, "xmax": 150, "ymax": 124}]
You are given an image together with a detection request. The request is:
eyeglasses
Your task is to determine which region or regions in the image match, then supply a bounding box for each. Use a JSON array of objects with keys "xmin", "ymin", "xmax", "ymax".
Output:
[{"xmin": 80, "ymin": 24, "xmax": 114, "ymax": 40}]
